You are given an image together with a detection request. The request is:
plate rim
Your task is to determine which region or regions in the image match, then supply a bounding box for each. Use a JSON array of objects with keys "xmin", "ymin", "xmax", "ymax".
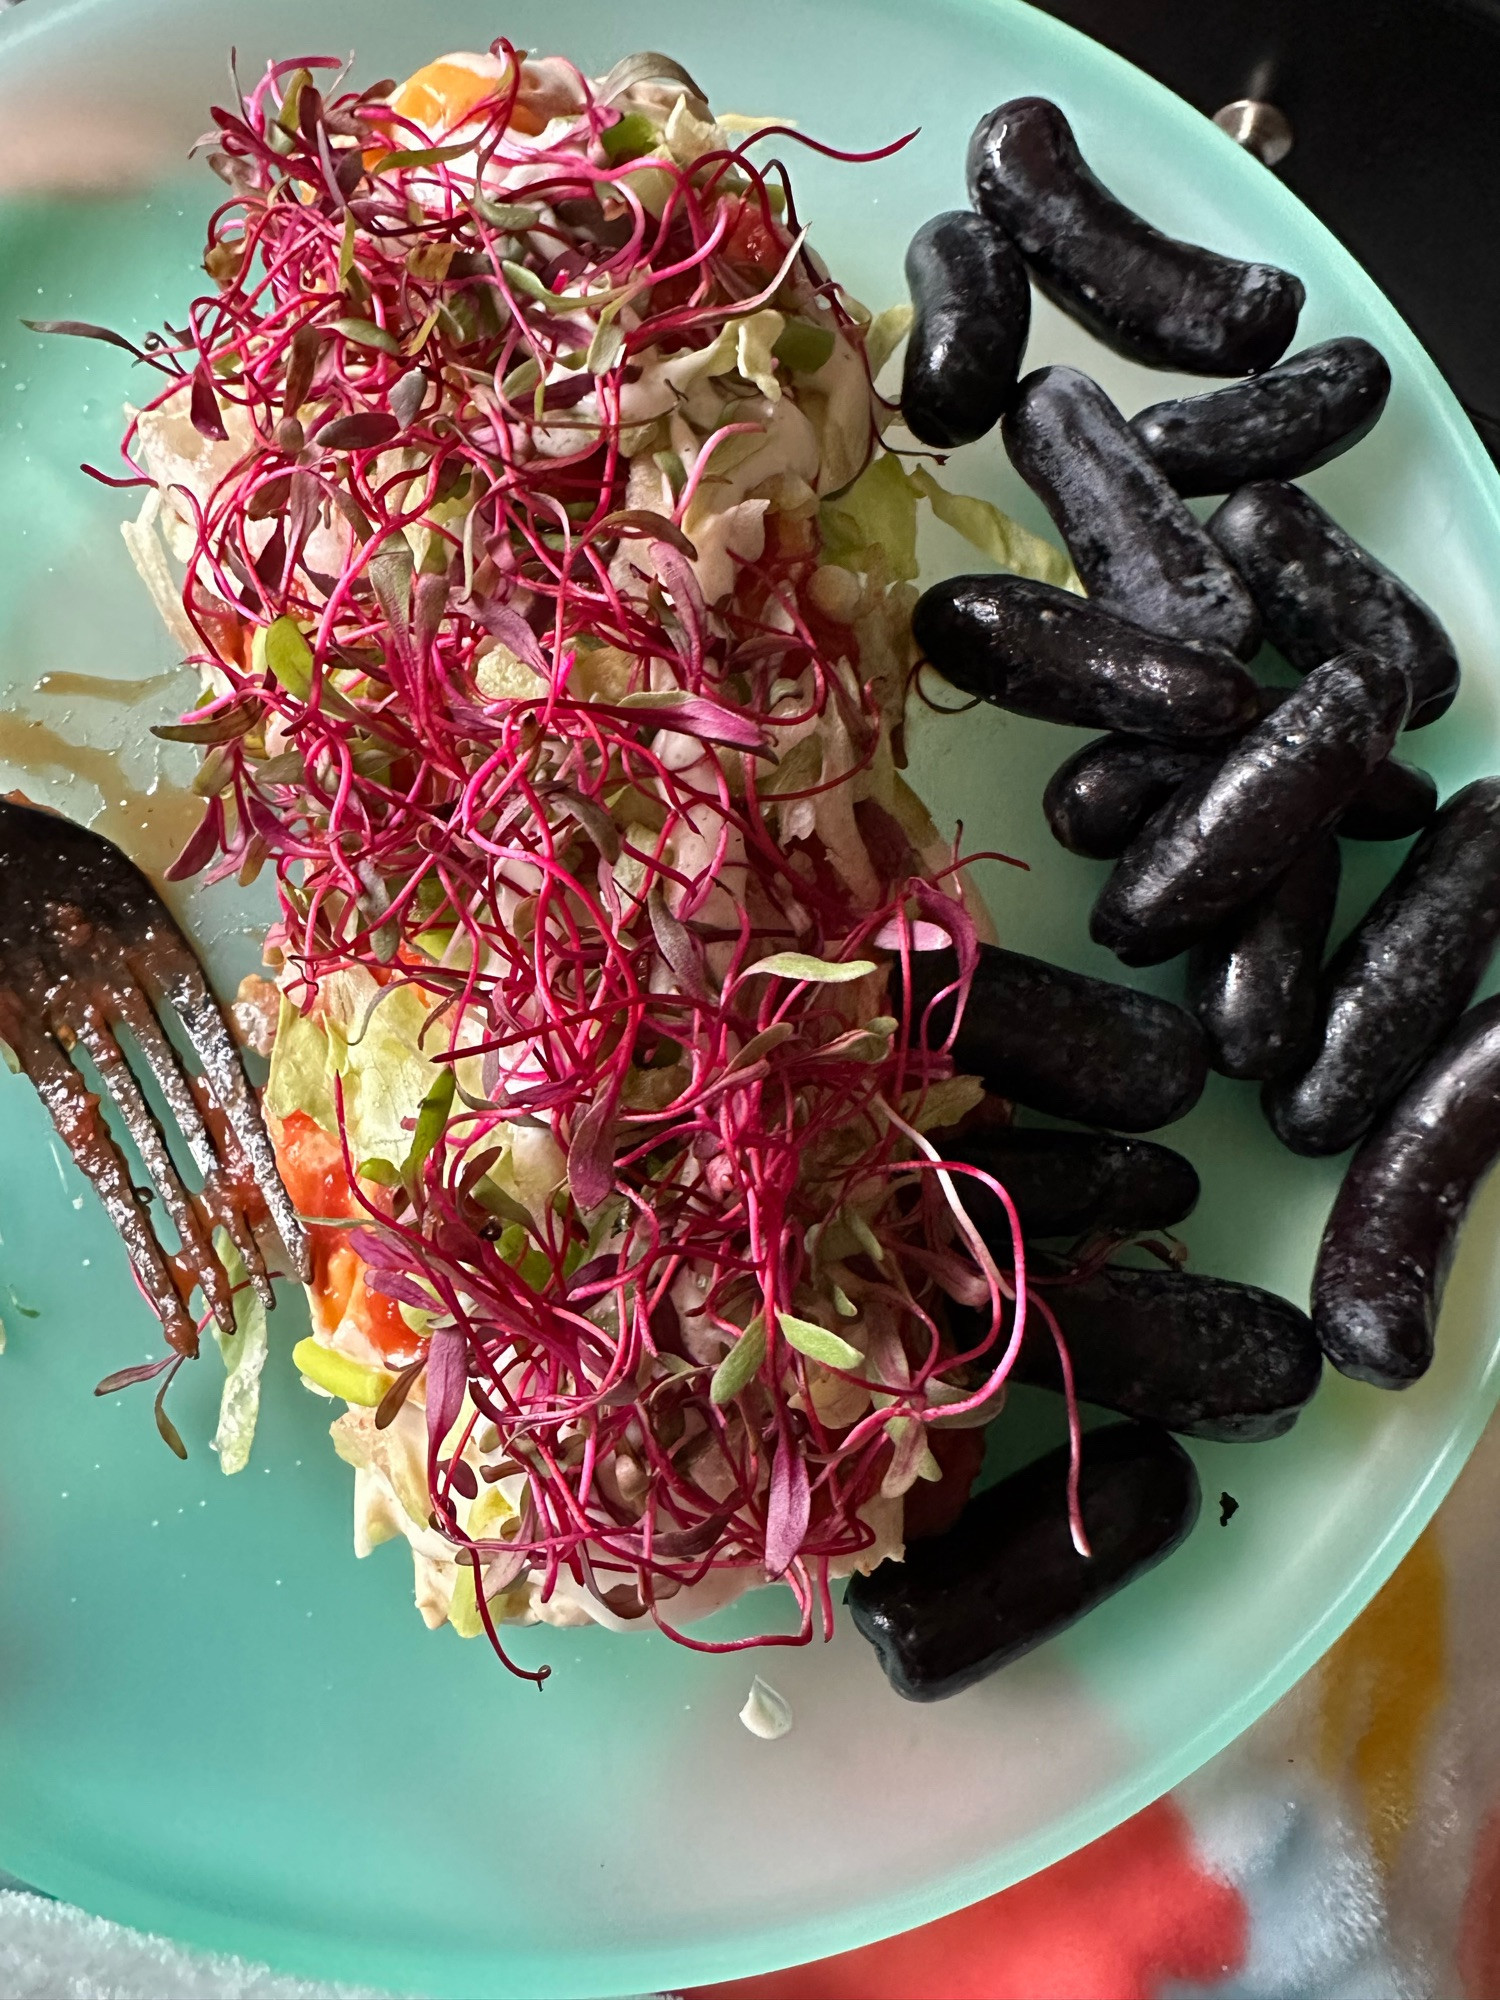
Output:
[{"xmin": 2, "ymin": 0, "xmax": 1500, "ymax": 1990}]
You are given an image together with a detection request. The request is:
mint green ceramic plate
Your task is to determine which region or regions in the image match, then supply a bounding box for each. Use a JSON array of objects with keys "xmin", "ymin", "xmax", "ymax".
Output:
[{"xmin": 1, "ymin": 1, "xmax": 1498, "ymax": 1994}]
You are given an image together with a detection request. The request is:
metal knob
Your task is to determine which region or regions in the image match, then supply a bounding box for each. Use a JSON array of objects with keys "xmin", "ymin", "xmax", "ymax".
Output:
[{"xmin": 1212, "ymin": 99, "xmax": 1294, "ymax": 168}]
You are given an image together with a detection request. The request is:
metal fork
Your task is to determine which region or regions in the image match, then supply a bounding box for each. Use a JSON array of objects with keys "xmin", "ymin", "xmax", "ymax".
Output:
[{"xmin": 0, "ymin": 796, "xmax": 309, "ymax": 1354}]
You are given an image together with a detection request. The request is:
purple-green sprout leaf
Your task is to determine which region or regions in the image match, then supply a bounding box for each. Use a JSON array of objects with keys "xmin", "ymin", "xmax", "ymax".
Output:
[
  {"xmin": 424, "ymin": 1326, "xmax": 468, "ymax": 1454},
  {"xmin": 389, "ymin": 365, "xmax": 427, "ymax": 427},
  {"xmin": 765, "ymin": 1431, "xmax": 810, "ymax": 1577},
  {"xmin": 709, "ymin": 1317, "xmax": 766, "ymax": 1406},
  {"xmin": 776, "ymin": 1312, "xmax": 862, "ymax": 1372},
  {"xmin": 190, "ymin": 364, "xmax": 228, "ymax": 440},
  {"xmin": 329, "ymin": 316, "xmax": 402, "ymax": 355},
  {"xmin": 261, "ymin": 616, "xmax": 316, "ymax": 700},
  {"xmin": 474, "ymin": 196, "xmax": 541, "ymax": 230},
  {"xmin": 368, "ymin": 140, "xmax": 476, "ymax": 172},
  {"xmin": 312, "ymin": 409, "xmax": 400, "ymax": 451},
  {"xmin": 746, "ymin": 953, "xmax": 877, "ymax": 985}
]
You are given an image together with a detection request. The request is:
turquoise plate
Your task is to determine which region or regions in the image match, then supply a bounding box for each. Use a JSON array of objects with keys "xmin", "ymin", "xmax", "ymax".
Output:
[{"xmin": 1, "ymin": 1, "xmax": 1498, "ymax": 1994}]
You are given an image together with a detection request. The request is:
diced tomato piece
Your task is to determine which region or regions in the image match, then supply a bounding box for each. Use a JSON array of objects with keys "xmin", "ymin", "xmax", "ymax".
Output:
[
  {"xmin": 350, "ymin": 1267, "xmax": 422, "ymax": 1365},
  {"xmin": 721, "ymin": 195, "xmax": 791, "ymax": 277},
  {"xmin": 269, "ymin": 1111, "xmax": 421, "ymax": 1364},
  {"xmin": 193, "ymin": 597, "xmax": 251, "ymax": 671},
  {"xmin": 273, "ymin": 1110, "xmax": 353, "ymax": 1223}
]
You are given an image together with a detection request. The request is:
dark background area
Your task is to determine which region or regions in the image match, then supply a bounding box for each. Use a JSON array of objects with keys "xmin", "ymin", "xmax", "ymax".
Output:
[{"xmin": 1031, "ymin": 0, "xmax": 1500, "ymax": 460}]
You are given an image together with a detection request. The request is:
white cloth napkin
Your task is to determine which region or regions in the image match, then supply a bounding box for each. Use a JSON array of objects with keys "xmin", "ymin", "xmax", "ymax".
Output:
[
  {"xmin": 0, "ymin": 1884, "xmax": 669, "ymax": 2000},
  {"xmin": 0, "ymin": 1888, "xmax": 399, "ymax": 2000}
]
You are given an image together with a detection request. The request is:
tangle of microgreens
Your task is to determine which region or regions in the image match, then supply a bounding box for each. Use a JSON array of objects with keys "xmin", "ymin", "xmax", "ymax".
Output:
[{"xmin": 96, "ymin": 45, "xmax": 1073, "ymax": 1676}]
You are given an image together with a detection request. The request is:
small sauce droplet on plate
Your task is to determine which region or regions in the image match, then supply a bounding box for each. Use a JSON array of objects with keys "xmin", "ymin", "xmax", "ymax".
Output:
[{"xmin": 739, "ymin": 1676, "xmax": 793, "ymax": 1740}]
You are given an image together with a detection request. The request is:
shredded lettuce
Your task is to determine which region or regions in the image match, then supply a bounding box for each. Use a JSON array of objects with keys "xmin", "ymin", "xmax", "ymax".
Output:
[
  {"xmin": 446, "ymin": 1568, "xmax": 487, "ymax": 1639},
  {"xmin": 447, "ymin": 1559, "xmax": 530, "ymax": 1639},
  {"xmin": 662, "ymin": 95, "xmax": 721, "ymax": 167},
  {"xmin": 448, "ymin": 1489, "xmax": 529, "ymax": 1637},
  {"xmin": 211, "ymin": 1231, "xmax": 269, "ymax": 1475},
  {"xmin": 864, "ymin": 303, "xmax": 913, "ymax": 380},
  {"xmin": 735, "ymin": 310, "xmax": 786, "ymax": 401},
  {"xmin": 600, "ymin": 110, "xmax": 658, "ymax": 164},
  {"xmin": 817, "ymin": 449, "xmax": 1080, "ymax": 593},
  {"xmin": 906, "ymin": 464, "xmax": 1082, "ymax": 594},
  {"xmin": 773, "ymin": 319, "xmax": 836, "ymax": 375},
  {"xmin": 819, "ymin": 451, "xmax": 921, "ymax": 580},
  {"xmin": 265, "ymin": 969, "xmax": 445, "ymax": 1175},
  {"xmin": 264, "ymin": 994, "xmax": 340, "ymax": 1133},
  {"xmin": 331, "ymin": 1405, "xmax": 431, "ymax": 1529},
  {"xmin": 661, "ymin": 307, "xmax": 786, "ymax": 400},
  {"xmin": 120, "ymin": 490, "xmax": 201, "ymax": 659}
]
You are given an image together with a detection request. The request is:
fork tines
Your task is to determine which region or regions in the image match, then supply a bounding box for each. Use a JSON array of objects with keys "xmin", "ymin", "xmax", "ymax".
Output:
[{"xmin": 0, "ymin": 797, "xmax": 309, "ymax": 1356}]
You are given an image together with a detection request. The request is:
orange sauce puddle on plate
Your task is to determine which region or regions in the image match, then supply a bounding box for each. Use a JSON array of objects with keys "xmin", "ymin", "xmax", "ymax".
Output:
[
  {"xmin": 0, "ymin": 711, "xmax": 203, "ymax": 881},
  {"xmin": 33, "ymin": 667, "xmax": 185, "ymax": 707}
]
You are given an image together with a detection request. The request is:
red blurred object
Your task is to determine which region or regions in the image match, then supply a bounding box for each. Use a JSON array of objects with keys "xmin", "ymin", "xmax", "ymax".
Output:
[{"xmin": 688, "ymin": 1798, "xmax": 1246, "ymax": 2000}]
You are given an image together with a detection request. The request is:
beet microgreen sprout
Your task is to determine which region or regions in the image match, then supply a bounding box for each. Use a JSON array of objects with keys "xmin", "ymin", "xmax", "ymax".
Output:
[{"xmin": 101, "ymin": 45, "xmax": 1073, "ymax": 1674}]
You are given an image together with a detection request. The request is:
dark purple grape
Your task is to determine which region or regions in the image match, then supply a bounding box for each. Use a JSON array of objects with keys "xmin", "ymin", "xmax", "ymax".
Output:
[
  {"xmin": 904, "ymin": 943, "xmax": 1207, "ymax": 1130},
  {"xmin": 1091, "ymin": 650, "xmax": 1409, "ymax": 966},
  {"xmin": 847, "ymin": 1422, "xmax": 1200, "ymax": 1701},
  {"xmin": 1004, "ymin": 367, "xmax": 1262, "ymax": 657},
  {"xmin": 1016, "ymin": 1265, "xmax": 1322, "ymax": 1442},
  {"xmin": 967, "ymin": 97, "xmax": 1303, "ymax": 373},
  {"xmin": 1187, "ymin": 835, "xmax": 1341, "ymax": 1081},
  {"xmin": 1267, "ymin": 779, "xmax": 1500, "ymax": 1155},
  {"xmin": 948, "ymin": 1127, "xmax": 1199, "ymax": 1239},
  {"xmin": 1044, "ymin": 736, "xmax": 1218, "ymax": 858},
  {"xmin": 1209, "ymin": 480, "xmax": 1459, "ymax": 728},
  {"xmin": 1131, "ymin": 338, "xmax": 1390, "ymax": 497},
  {"xmin": 913, "ymin": 573, "xmax": 1259, "ymax": 739},
  {"xmin": 1314, "ymin": 995, "xmax": 1500, "ymax": 1387},
  {"xmin": 901, "ymin": 210, "xmax": 1031, "ymax": 447}
]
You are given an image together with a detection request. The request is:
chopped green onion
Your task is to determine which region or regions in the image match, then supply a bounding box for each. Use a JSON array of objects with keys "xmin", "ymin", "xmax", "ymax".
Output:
[
  {"xmin": 601, "ymin": 113, "xmax": 658, "ymax": 164},
  {"xmin": 292, "ymin": 1338, "xmax": 394, "ymax": 1408},
  {"xmin": 772, "ymin": 320, "xmax": 836, "ymax": 375},
  {"xmin": 404, "ymin": 1066, "xmax": 456, "ymax": 1178}
]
